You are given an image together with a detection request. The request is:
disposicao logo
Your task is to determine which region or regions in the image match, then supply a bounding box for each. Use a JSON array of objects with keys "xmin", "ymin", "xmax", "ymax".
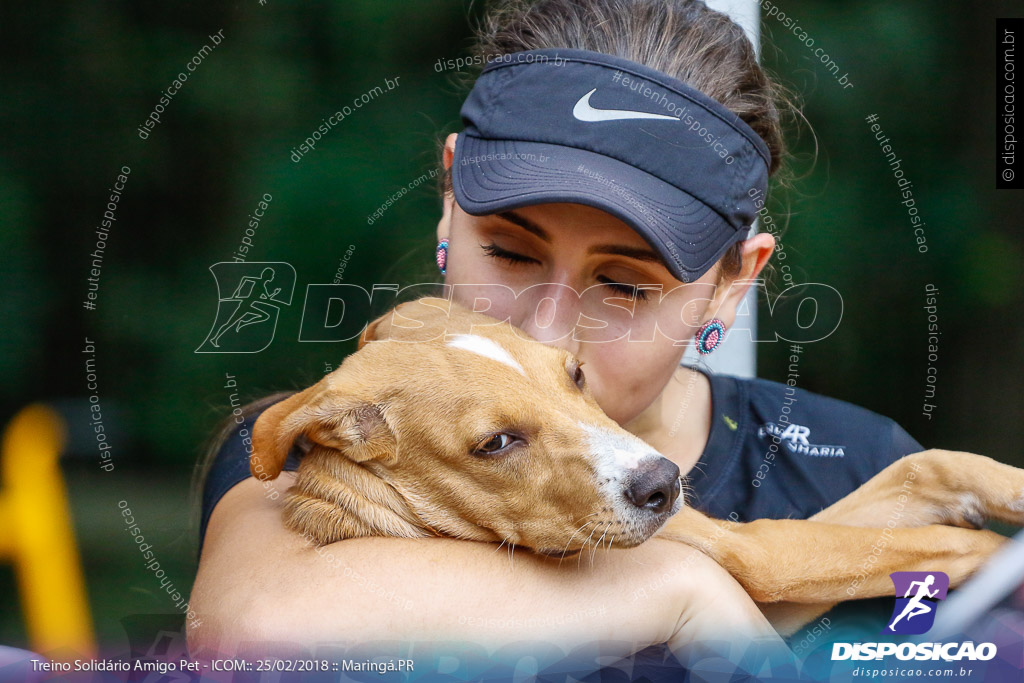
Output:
[
  {"xmin": 885, "ymin": 571, "xmax": 948, "ymax": 635},
  {"xmin": 831, "ymin": 571, "xmax": 997, "ymax": 662},
  {"xmin": 196, "ymin": 262, "xmax": 296, "ymax": 353}
]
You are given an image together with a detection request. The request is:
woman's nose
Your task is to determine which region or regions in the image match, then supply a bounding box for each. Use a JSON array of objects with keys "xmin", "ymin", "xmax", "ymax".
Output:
[{"xmin": 513, "ymin": 283, "xmax": 583, "ymax": 356}]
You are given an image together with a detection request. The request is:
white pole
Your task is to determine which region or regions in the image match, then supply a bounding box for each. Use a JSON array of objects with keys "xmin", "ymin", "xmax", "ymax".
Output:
[{"xmin": 682, "ymin": 0, "xmax": 761, "ymax": 378}]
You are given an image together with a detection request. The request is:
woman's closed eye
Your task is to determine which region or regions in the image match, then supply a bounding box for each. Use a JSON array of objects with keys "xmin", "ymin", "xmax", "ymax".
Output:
[
  {"xmin": 596, "ymin": 276, "xmax": 648, "ymax": 301},
  {"xmin": 481, "ymin": 242, "xmax": 536, "ymax": 265},
  {"xmin": 481, "ymin": 242, "xmax": 649, "ymax": 301}
]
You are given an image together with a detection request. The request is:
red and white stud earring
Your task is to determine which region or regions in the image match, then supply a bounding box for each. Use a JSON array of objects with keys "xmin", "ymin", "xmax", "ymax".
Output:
[
  {"xmin": 436, "ymin": 238, "xmax": 449, "ymax": 275},
  {"xmin": 695, "ymin": 319, "xmax": 726, "ymax": 355}
]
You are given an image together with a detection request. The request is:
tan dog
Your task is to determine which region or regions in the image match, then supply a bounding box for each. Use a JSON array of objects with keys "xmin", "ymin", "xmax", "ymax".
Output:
[{"xmin": 251, "ymin": 297, "xmax": 1024, "ymax": 635}]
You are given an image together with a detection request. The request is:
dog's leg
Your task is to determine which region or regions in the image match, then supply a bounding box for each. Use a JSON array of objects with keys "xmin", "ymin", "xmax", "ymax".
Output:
[
  {"xmin": 658, "ymin": 506, "xmax": 1006, "ymax": 605},
  {"xmin": 757, "ymin": 450, "xmax": 1024, "ymax": 634},
  {"xmin": 804, "ymin": 450, "xmax": 1024, "ymax": 530}
]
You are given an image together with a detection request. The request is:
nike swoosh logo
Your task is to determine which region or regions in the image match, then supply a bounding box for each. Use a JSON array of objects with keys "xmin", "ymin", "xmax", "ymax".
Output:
[{"xmin": 572, "ymin": 88, "xmax": 679, "ymax": 122}]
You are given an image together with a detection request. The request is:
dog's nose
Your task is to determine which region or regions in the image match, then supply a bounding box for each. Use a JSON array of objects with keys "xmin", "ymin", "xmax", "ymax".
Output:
[{"xmin": 624, "ymin": 458, "xmax": 681, "ymax": 514}]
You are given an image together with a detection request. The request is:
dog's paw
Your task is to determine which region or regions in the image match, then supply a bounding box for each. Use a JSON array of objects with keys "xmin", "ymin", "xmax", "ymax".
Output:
[
  {"xmin": 1009, "ymin": 487, "xmax": 1024, "ymax": 517},
  {"xmin": 1011, "ymin": 486, "xmax": 1024, "ymax": 508},
  {"xmin": 945, "ymin": 492, "xmax": 986, "ymax": 530}
]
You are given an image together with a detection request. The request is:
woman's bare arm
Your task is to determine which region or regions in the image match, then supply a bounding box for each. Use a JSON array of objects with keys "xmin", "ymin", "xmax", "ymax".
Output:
[{"xmin": 189, "ymin": 474, "xmax": 781, "ymax": 658}]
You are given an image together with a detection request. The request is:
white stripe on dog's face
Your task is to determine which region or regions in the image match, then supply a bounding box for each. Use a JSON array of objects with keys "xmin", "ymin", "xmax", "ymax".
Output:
[
  {"xmin": 446, "ymin": 334, "xmax": 525, "ymax": 375},
  {"xmin": 578, "ymin": 422, "xmax": 663, "ymax": 480}
]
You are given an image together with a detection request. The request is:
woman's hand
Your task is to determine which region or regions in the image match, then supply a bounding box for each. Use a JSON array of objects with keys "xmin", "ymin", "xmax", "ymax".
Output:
[{"xmin": 189, "ymin": 474, "xmax": 783, "ymax": 660}]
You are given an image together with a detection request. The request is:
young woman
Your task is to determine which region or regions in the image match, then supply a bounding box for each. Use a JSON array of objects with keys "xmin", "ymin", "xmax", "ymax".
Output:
[{"xmin": 189, "ymin": 0, "xmax": 921, "ymax": 659}]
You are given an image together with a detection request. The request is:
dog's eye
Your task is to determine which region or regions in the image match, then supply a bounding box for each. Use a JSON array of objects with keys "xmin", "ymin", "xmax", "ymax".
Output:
[
  {"xmin": 568, "ymin": 358, "xmax": 586, "ymax": 390},
  {"xmin": 473, "ymin": 433, "xmax": 519, "ymax": 455}
]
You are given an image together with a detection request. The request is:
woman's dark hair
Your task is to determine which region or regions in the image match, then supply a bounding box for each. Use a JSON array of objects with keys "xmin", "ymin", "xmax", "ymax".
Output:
[{"xmin": 440, "ymin": 0, "xmax": 798, "ymax": 280}]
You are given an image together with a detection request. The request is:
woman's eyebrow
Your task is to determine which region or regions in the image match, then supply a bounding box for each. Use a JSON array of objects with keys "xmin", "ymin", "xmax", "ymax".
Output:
[
  {"xmin": 587, "ymin": 244, "xmax": 663, "ymax": 263},
  {"xmin": 496, "ymin": 210, "xmax": 551, "ymax": 242},
  {"xmin": 495, "ymin": 210, "xmax": 663, "ymax": 263}
]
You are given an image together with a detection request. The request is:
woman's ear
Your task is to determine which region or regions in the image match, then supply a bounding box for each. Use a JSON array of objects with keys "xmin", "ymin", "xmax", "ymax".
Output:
[
  {"xmin": 436, "ymin": 133, "xmax": 458, "ymax": 245},
  {"xmin": 443, "ymin": 132, "xmax": 457, "ymax": 170},
  {"xmin": 250, "ymin": 381, "xmax": 398, "ymax": 480},
  {"xmin": 704, "ymin": 232, "xmax": 775, "ymax": 328}
]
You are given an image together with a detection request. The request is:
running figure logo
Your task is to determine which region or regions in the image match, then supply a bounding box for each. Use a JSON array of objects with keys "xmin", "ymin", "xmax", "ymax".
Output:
[
  {"xmin": 884, "ymin": 571, "xmax": 949, "ymax": 635},
  {"xmin": 196, "ymin": 262, "xmax": 295, "ymax": 353}
]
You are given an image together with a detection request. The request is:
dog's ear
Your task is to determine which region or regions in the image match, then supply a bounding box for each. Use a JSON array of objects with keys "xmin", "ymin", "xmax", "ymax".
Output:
[
  {"xmin": 251, "ymin": 383, "xmax": 398, "ymax": 479},
  {"xmin": 358, "ymin": 297, "xmax": 455, "ymax": 350},
  {"xmin": 357, "ymin": 308, "xmax": 391, "ymax": 351}
]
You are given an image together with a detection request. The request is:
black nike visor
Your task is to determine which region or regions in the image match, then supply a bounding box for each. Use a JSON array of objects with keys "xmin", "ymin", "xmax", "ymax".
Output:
[{"xmin": 452, "ymin": 48, "xmax": 771, "ymax": 283}]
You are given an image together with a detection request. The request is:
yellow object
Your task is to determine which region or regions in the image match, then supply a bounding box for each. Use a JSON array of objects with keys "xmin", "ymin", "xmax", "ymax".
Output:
[{"xmin": 0, "ymin": 404, "xmax": 95, "ymax": 656}]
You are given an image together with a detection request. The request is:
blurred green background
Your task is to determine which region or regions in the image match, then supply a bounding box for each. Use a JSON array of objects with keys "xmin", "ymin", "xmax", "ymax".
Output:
[{"xmin": 1, "ymin": 0, "xmax": 1021, "ymax": 650}]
